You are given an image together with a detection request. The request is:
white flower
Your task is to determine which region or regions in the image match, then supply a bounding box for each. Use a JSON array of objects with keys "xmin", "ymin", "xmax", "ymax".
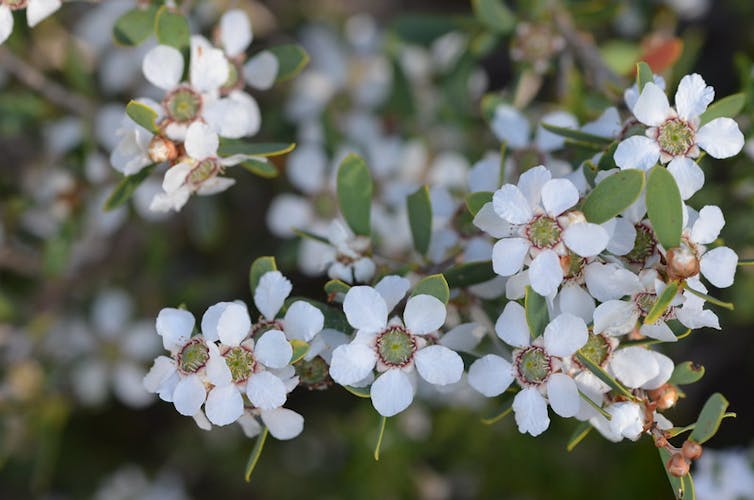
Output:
[
  {"xmin": 0, "ymin": 0, "xmax": 61, "ymax": 44},
  {"xmin": 110, "ymin": 100, "xmax": 161, "ymax": 175},
  {"xmin": 329, "ymin": 279, "xmax": 464, "ymax": 417},
  {"xmin": 614, "ymin": 73, "xmax": 744, "ymax": 199}
]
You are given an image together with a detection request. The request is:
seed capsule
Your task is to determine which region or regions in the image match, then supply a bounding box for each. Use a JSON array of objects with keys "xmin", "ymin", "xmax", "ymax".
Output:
[
  {"xmin": 148, "ymin": 136, "xmax": 178, "ymax": 163},
  {"xmin": 681, "ymin": 440, "xmax": 703, "ymax": 461},
  {"xmin": 667, "ymin": 453, "xmax": 690, "ymax": 477},
  {"xmin": 647, "ymin": 384, "xmax": 680, "ymax": 410},
  {"xmin": 666, "ymin": 246, "xmax": 700, "ymax": 281}
]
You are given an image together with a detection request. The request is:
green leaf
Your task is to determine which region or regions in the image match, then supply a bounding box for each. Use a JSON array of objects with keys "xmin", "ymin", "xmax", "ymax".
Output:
[
  {"xmin": 465, "ymin": 191, "xmax": 493, "ymax": 216},
  {"xmin": 582, "ymin": 170, "xmax": 645, "ymax": 224},
  {"xmin": 636, "ymin": 61, "xmax": 654, "ymax": 92},
  {"xmin": 374, "ymin": 416, "xmax": 387, "ymax": 461},
  {"xmin": 684, "ymin": 286, "xmax": 735, "ymax": 310},
  {"xmin": 290, "ymin": 339, "xmax": 309, "ymax": 364},
  {"xmin": 658, "ymin": 448, "xmax": 685, "ymax": 499},
  {"xmin": 643, "ymin": 281, "xmax": 681, "ymax": 325},
  {"xmin": 389, "ymin": 14, "xmax": 459, "ymax": 45},
  {"xmin": 244, "ymin": 426, "xmax": 268, "ymax": 482},
  {"xmin": 249, "ymin": 256, "xmax": 277, "ymax": 295},
  {"xmin": 646, "ymin": 165, "xmax": 683, "ymax": 249},
  {"xmin": 699, "ymin": 93, "xmax": 746, "ymax": 126},
  {"xmin": 412, "ymin": 274, "xmax": 450, "ymax": 304},
  {"xmin": 566, "ymin": 422, "xmax": 592, "ymax": 452},
  {"xmin": 343, "ymin": 385, "xmax": 371, "ymax": 398},
  {"xmin": 597, "ymin": 141, "xmax": 619, "ymax": 171},
  {"xmin": 239, "ymin": 158, "xmax": 278, "ymax": 178},
  {"xmin": 575, "ymin": 352, "xmax": 636, "ymax": 401},
  {"xmin": 217, "ymin": 140, "xmax": 296, "ymax": 157},
  {"xmin": 126, "ymin": 100, "xmax": 159, "ymax": 134},
  {"xmin": 689, "ymin": 393, "xmax": 729, "ymax": 444},
  {"xmin": 669, "ymin": 361, "xmax": 705, "ymax": 385},
  {"xmin": 104, "ymin": 165, "xmax": 156, "ymax": 211},
  {"xmin": 113, "ymin": 7, "xmax": 159, "ymax": 46},
  {"xmin": 540, "ymin": 123, "xmax": 613, "ymax": 146},
  {"xmin": 267, "ymin": 44, "xmax": 310, "ymax": 83},
  {"xmin": 444, "ymin": 261, "xmax": 497, "ymax": 288},
  {"xmin": 407, "ymin": 185, "xmax": 432, "ymax": 256},
  {"xmin": 472, "ymin": 0, "xmax": 515, "ymax": 34},
  {"xmin": 292, "ymin": 228, "xmax": 330, "ymax": 245},
  {"xmin": 480, "ymin": 93, "xmax": 506, "ymax": 122},
  {"xmin": 524, "ymin": 286, "xmax": 548, "ymax": 338},
  {"xmin": 155, "ymin": 6, "xmax": 190, "ymax": 52},
  {"xmin": 337, "ymin": 154, "xmax": 372, "ymax": 236},
  {"xmin": 324, "ymin": 279, "xmax": 351, "ymax": 298}
]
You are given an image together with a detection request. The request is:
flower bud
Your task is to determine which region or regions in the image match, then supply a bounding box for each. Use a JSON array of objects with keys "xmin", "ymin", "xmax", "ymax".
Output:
[
  {"xmin": 681, "ymin": 440, "xmax": 703, "ymax": 461},
  {"xmin": 666, "ymin": 246, "xmax": 700, "ymax": 281},
  {"xmin": 647, "ymin": 384, "xmax": 679, "ymax": 410},
  {"xmin": 667, "ymin": 453, "xmax": 690, "ymax": 477},
  {"xmin": 148, "ymin": 135, "xmax": 178, "ymax": 164}
]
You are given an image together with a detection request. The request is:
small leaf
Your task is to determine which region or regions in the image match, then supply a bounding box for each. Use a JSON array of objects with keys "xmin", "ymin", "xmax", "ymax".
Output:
[
  {"xmin": 337, "ymin": 154, "xmax": 373, "ymax": 236},
  {"xmin": 646, "ymin": 165, "xmax": 683, "ymax": 249},
  {"xmin": 324, "ymin": 279, "xmax": 351, "ymax": 298},
  {"xmin": 267, "ymin": 44, "xmax": 310, "ymax": 83},
  {"xmin": 669, "ymin": 361, "xmax": 705, "ymax": 385},
  {"xmin": 579, "ymin": 390, "xmax": 611, "ymax": 420},
  {"xmin": 444, "ymin": 261, "xmax": 497, "ymax": 288},
  {"xmin": 244, "ymin": 426, "xmax": 269, "ymax": 482},
  {"xmin": 249, "ymin": 256, "xmax": 277, "ymax": 295},
  {"xmin": 684, "ymin": 286, "xmax": 735, "ymax": 310},
  {"xmin": 582, "ymin": 170, "xmax": 645, "ymax": 224},
  {"xmin": 699, "ymin": 93, "xmax": 746, "ymax": 126},
  {"xmin": 104, "ymin": 165, "xmax": 156, "ymax": 211},
  {"xmin": 471, "ymin": 0, "xmax": 515, "ymax": 34},
  {"xmin": 643, "ymin": 281, "xmax": 681, "ymax": 325},
  {"xmin": 217, "ymin": 140, "xmax": 296, "ymax": 157},
  {"xmin": 292, "ymin": 228, "xmax": 330, "ymax": 245},
  {"xmin": 566, "ymin": 422, "xmax": 592, "ymax": 452},
  {"xmin": 155, "ymin": 6, "xmax": 190, "ymax": 52},
  {"xmin": 407, "ymin": 185, "xmax": 432, "ymax": 256},
  {"xmin": 465, "ymin": 191, "xmax": 493, "ymax": 216},
  {"xmin": 343, "ymin": 385, "xmax": 371, "ymax": 398},
  {"xmin": 374, "ymin": 416, "xmax": 388, "ymax": 461},
  {"xmin": 636, "ymin": 61, "xmax": 654, "ymax": 92},
  {"xmin": 575, "ymin": 352, "xmax": 636, "ymax": 401},
  {"xmin": 540, "ymin": 123, "xmax": 613, "ymax": 146},
  {"xmin": 290, "ymin": 340, "xmax": 309, "ymax": 364},
  {"xmin": 597, "ymin": 141, "xmax": 619, "ymax": 171},
  {"xmin": 524, "ymin": 286, "xmax": 548, "ymax": 338},
  {"xmin": 239, "ymin": 158, "xmax": 278, "ymax": 178},
  {"xmin": 689, "ymin": 393, "xmax": 729, "ymax": 444},
  {"xmin": 659, "ymin": 447, "xmax": 685, "ymax": 499},
  {"xmin": 389, "ymin": 14, "xmax": 459, "ymax": 45},
  {"xmin": 411, "ymin": 274, "xmax": 450, "ymax": 304},
  {"xmin": 126, "ymin": 100, "xmax": 159, "ymax": 134},
  {"xmin": 113, "ymin": 6, "xmax": 159, "ymax": 46}
]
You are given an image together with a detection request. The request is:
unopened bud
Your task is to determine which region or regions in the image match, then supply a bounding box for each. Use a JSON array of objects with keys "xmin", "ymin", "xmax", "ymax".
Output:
[
  {"xmin": 667, "ymin": 452, "xmax": 690, "ymax": 477},
  {"xmin": 562, "ymin": 210, "xmax": 586, "ymax": 226},
  {"xmin": 148, "ymin": 135, "xmax": 178, "ymax": 163},
  {"xmin": 666, "ymin": 246, "xmax": 700, "ymax": 281},
  {"xmin": 681, "ymin": 440, "xmax": 703, "ymax": 461},
  {"xmin": 647, "ymin": 384, "xmax": 679, "ymax": 410}
]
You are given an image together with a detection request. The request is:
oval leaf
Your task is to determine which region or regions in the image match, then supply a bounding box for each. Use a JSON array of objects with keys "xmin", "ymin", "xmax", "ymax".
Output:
[
  {"xmin": 669, "ymin": 361, "xmax": 705, "ymax": 385},
  {"xmin": 582, "ymin": 169, "xmax": 645, "ymax": 224},
  {"xmin": 113, "ymin": 7, "xmax": 159, "ymax": 46},
  {"xmin": 126, "ymin": 100, "xmax": 159, "ymax": 134},
  {"xmin": 217, "ymin": 140, "xmax": 296, "ymax": 158},
  {"xmin": 472, "ymin": 0, "xmax": 515, "ymax": 34},
  {"xmin": 689, "ymin": 392, "xmax": 729, "ymax": 444},
  {"xmin": 636, "ymin": 61, "xmax": 654, "ymax": 92},
  {"xmin": 104, "ymin": 165, "xmax": 156, "ymax": 211},
  {"xmin": 407, "ymin": 185, "xmax": 432, "ymax": 256},
  {"xmin": 155, "ymin": 6, "xmax": 190, "ymax": 52},
  {"xmin": 465, "ymin": 191, "xmax": 493, "ymax": 216},
  {"xmin": 411, "ymin": 274, "xmax": 450, "ymax": 304},
  {"xmin": 540, "ymin": 122, "xmax": 613, "ymax": 146},
  {"xmin": 699, "ymin": 93, "xmax": 746, "ymax": 126},
  {"xmin": 337, "ymin": 154, "xmax": 372, "ymax": 236},
  {"xmin": 524, "ymin": 286, "xmax": 548, "ymax": 338},
  {"xmin": 643, "ymin": 281, "xmax": 680, "ymax": 325},
  {"xmin": 444, "ymin": 261, "xmax": 497, "ymax": 288},
  {"xmin": 267, "ymin": 44, "xmax": 310, "ymax": 83},
  {"xmin": 249, "ymin": 256, "xmax": 278, "ymax": 295},
  {"xmin": 646, "ymin": 165, "xmax": 683, "ymax": 249},
  {"xmin": 240, "ymin": 158, "xmax": 278, "ymax": 178}
]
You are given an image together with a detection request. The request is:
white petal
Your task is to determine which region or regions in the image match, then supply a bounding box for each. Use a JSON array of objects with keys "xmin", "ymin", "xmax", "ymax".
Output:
[
  {"xmin": 563, "ymin": 223, "xmax": 609, "ymax": 257},
  {"xmin": 216, "ymin": 302, "xmax": 251, "ymax": 346},
  {"xmin": 581, "ymin": 107, "xmax": 621, "ymax": 139},
  {"xmin": 584, "ymin": 262, "xmax": 642, "ymax": 302},
  {"xmin": 529, "ymin": 250, "xmax": 563, "ymax": 297},
  {"xmin": 556, "ymin": 284, "xmax": 595, "ymax": 323},
  {"xmin": 439, "ymin": 323, "xmax": 485, "ymax": 352},
  {"xmin": 473, "ymin": 203, "xmax": 514, "ymax": 239},
  {"xmin": 219, "ymin": 9, "xmax": 252, "ymax": 57},
  {"xmin": 604, "ymin": 218, "xmax": 637, "ymax": 256},
  {"xmin": 667, "ymin": 157, "xmax": 704, "ymax": 200},
  {"xmin": 593, "ymin": 300, "xmax": 638, "ymax": 335},
  {"xmin": 266, "ymin": 194, "xmax": 313, "ymax": 238},
  {"xmin": 173, "ymin": 374, "xmax": 207, "ymax": 416},
  {"xmin": 243, "ymin": 51, "xmax": 279, "ymax": 90},
  {"xmin": 546, "ymin": 373, "xmax": 580, "ymax": 417},
  {"xmin": 201, "ymin": 302, "xmax": 227, "ymax": 343},
  {"xmin": 204, "ymin": 91, "xmax": 261, "ymax": 139},
  {"xmin": 641, "ymin": 352, "xmax": 675, "ymax": 390},
  {"xmin": 607, "ymin": 402, "xmax": 644, "ymax": 440},
  {"xmin": 536, "ymin": 111, "xmax": 578, "ymax": 152},
  {"xmin": 541, "ymin": 178, "xmax": 579, "ymax": 217},
  {"xmin": 161, "ymin": 162, "xmax": 191, "ymax": 193},
  {"xmin": 513, "ymin": 388, "xmax": 550, "ymax": 436},
  {"xmin": 467, "ymin": 355, "xmax": 514, "ymax": 397},
  {"xmin": 238, "ymin": 413, "xmax": 262, "ymax": 438},
  {"xmin": 193, "ymin": 410, "xmax": 212, "ymax": 431},
  {"xmin": 374, "ymin": 275, "xmax": 410, "ymax": 313},
  {"xmin": 639, "ymin": 321, "xmax": 677, "ymax": 342},
  {"xmin": 143, "ymin": 356, "xmax": 177, "ymax": 393},
  {"xmin": 674, "ymin": 73, "xmax": 714, "ymax": 120},
  {"xmin": 517, "ymin": 165, "xmax": 551, "ymax": 210},
  {"xmin": 495, "ymin": 301, "xmax": 530, "ymax": 348},
  {"xmin": 613, "ymin": 136, "xmax": 660, "ymax": 170},
  {"xmin": 27, "ymin": 0, "xmax": 61, "ymax": 28},
  {"xmin": 343, "ymin": 286, "xmax": 387, "ymax": 332},
  {"xmin": 415, "ymin": 345, "xmax": 463, "ymax": 385},
  {"xmin": 492, "ymin": 185, "xmax": 533, "ymax": 224},
  {"xmin": 205, "ymin": 385, "xmax": 244, "ymax": 426},
  {"xmin": 696, "ymin": 117, "xmax": 745, "ymax": 159},
  {"xmin": 632, "ymin": 82, "xmax": 671, "ymax": 126},
  {"xmin": 286, "ymin": 143, "xmax": 327, "ymax": 195},
  {"xmin": 246, "ymin": 371, "xmax": 287, "ymax": 409},
  {"xmin": 491, "ymin": 105, "xmax": 530, "ymax": 148},
  {"xmin": 700, "ymin": 247, "xmax": 738, "ymax": 288},
  {"xmin": 404, "ymin": 295, "xmax": 446, "ymax": 335},
  {"xmin": 205, "ymin": 343, "xmax": 232, "ymax": 386},
  {"xmin": 370, "ymin": 369, "xmax": 414, "ymax": 417},
  {"xmin": 283, "ymin": 301, "xmax": 324, "ymax": 342},
  {"xmin": 691, "ymin": 205, "xmax": 724, "ymax": 244},
  {"xmin": 543, "ymin": 313, "xmax": 588, "ymax": 357},
  {"xmin": 254, "ymin": 271, "xmax": 292, "ymax": 320},
  {"xmin": 156, "ymin": 308, "xmax": 195, "ymax": 352},
  {"xmin": 492, "ymin": 238, "xmax": 529, "ymax": 277},
  {"xmin": 610, "ymin": 347, "xmax": 659, "ymax": 388},
  {"xmin": 185, "ymin": 122, "xmax": 219, "ymax": 159},
  {"xmin": 0, "ymin": 6, "xmax": 14, "ymax": 44},
  {"xmin": 255, "ymin": 330, "xmax": 292, "ymax": 369},
  {"xmin": 189, "ymin": 36, "xmax": 229, "ymax": 93},
  {"xmin": 142, "ymin": 45, "xmax": 184, "ymax": 90},
  {"xmin": 260, "ymin": 408, "xmax": 304, "ymax": 440},
  {"xmin": 329, "ymin": 342, "xmax": 377, "ymax": 385}
]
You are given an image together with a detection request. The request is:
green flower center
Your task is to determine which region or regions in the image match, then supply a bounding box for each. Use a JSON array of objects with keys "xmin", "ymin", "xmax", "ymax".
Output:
[
  {"xmin": 163, "ymin": 86, "xmax": 203, "ymax": 123},
  {"xmin": 224, "ymin": 346, "xmax": 256, "ymax": 383},
  {"xmin": 514, "ymin": 345, "xmax": 552, "ymax": 386},
  {"xmin": 624, "ymin": 224, "xmax": 656, "ymax": 265},
  {"xmin": 294, "ymin": 356, "xmax": 331, "ymax": 390},
  {"xmin": 376, "ymin": 327, "xmax": 417, "ymax": 367},
  {"xmin": 526, "ymin": 215, "xmax": 562, "ymax": 249},
  {"xmin": 178, "ymin": 338, "xmax": 210, "ymax": 374},
  {"xmin": 657, "ymin": 118, "xmax": 695, "ymax": 157},
  {"xmin": 634, "ymin": 292, "xmax": 657, "ymax": 316},
  {"xmin": 187, "ymin": 159, "xmax": 220, "ymax": 186},
  {"xmin": 578, "ymin": 334, "xmax": 613, "ymax": 368}
]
